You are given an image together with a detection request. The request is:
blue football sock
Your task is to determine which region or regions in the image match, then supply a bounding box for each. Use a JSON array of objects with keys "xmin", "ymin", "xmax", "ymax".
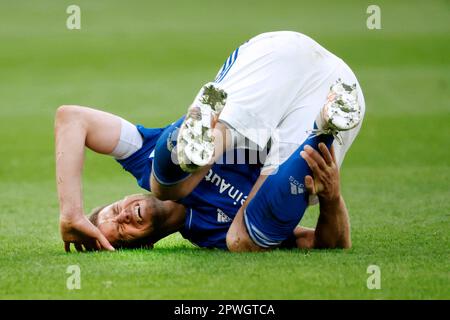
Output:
[
  {"xmin": 152, "ymin": 120, "xmax": 191, "ymax": 186},
  {"xmin": 244, "ymin": 127, "xmax": 334, "ymax": 248}
]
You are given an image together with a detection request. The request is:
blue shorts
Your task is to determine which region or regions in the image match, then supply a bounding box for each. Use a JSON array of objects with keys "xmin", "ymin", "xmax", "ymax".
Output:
[{"xmin": 180, "ymin": 205, "xmax": 298, "ymax": 250}]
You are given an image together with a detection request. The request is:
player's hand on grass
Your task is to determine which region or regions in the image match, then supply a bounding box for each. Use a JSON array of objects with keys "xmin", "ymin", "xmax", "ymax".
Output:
[
  {"xmin": 300, "ymin": 143, "xmax": 341, "ymax": 202},
  {"xmin": 60, "ymin": 215, "xmax": 115, "ymax": 252}
]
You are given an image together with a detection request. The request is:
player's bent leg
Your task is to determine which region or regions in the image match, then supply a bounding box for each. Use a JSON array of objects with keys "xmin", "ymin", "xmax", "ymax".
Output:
[
  {"xmin": 226, "ymin": 206, "xmax": 266, "ymax": 252},
  {"xmin": 151, "ymin": 120, "xmax": 191, "ymax": 186},
  {"xmin": 227, "ymin": 132, "xmax": 334, "ymax": 252},
  {"xmin": 150, "ymin": 119, "xmax": 230, "ymax": 201}
]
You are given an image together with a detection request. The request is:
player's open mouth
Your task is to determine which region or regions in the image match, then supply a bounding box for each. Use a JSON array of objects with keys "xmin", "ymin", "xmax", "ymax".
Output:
[{"xmin": 134, "ymin": 204, "xmax": 143, "ymax": 223}]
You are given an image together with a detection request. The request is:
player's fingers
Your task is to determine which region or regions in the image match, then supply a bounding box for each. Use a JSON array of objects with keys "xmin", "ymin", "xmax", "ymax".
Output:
[
  {"xmin": 96, "ymin": 232, "xmax": 115, "ymax": 251},
  {"xmin": 304, "ymin": 175, "xmax": 316, "ymax": 195},
  {"xmin": 64, "ymin": 242, "xmax": 71, "ymax": 253},
  {"xmin": 319, "ymin": 143, "xmax": 333, "ymax": 166},
  {"xmin": 74, "ymin": 243, "xmax": 83, "ymax": 252},
  {"xmin": 82, "ymin": 242, "xmax": 93, "ymax": 252},
  {"xmin": 300, "ymin": 151, "xmax": 317, "ymax": 172},
  {"xmin": 85, "ymin": 239, "xmax": 100, "ymax": 252},
  {"xmin": 330, "ymin": 145, "xmax": 337, "ymax": 163},
  {"xmin": 304, "ymin": 145, "xmax": 327, "ymax": 169},
  {"xmin": 300, "ymin": 150, "xmax": 319, "ymax": 174},
  {"xmin": 84, "ymin": 245, "xmax": 95, "ymax": 252}
]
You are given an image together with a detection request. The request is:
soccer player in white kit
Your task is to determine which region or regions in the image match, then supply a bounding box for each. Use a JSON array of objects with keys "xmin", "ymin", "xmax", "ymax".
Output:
[
  {"xmin": 151, "ymin": 31, "xmax": 366, "ymax": 251},
  {"xmin": 215, "ymin": 31, "xmax": 364, "ymax": 170}
]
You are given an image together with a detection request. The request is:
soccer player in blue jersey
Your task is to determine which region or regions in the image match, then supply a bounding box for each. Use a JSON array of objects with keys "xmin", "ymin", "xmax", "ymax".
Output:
[
  {"xmin": 55, "ymin": 105, "xmax": 349, "ymax": 251},
  {"xmin": 55, "ymin": 106, "xmax": 261, "ymax": 251},
  {"xmin": 56, "ymin": 31, "xmax": 363, "ymax": 252}
]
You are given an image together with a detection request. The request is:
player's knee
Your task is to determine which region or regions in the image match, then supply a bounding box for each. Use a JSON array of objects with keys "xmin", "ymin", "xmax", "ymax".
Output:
[
  {"xmin": 226, "ymin": 228, "xmax": 254, "ymax": 252},
  {"xmin": 226, "ymin": 231, "xmax": 240, "ymax": 252}
]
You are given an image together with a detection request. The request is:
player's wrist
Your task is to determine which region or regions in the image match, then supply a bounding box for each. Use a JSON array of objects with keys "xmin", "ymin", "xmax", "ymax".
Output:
[
  {"xmin": 318, "ymin": 193, "xmax": 342, "ymax": 209},
  {"xmin": 59, "ymin": 208, "xmax": 85, "ymax": 223}
]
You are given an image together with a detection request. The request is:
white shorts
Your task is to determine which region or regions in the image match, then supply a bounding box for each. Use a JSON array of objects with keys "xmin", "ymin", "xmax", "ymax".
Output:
[{"xmin": 215, "ymin": 31, "xmax": 366, "ymax": 172}]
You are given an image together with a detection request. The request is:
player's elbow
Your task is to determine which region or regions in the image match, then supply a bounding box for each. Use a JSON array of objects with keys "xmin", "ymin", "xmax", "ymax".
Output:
[
  {"xmin": 341, "ymin": 238, "xmax": 352, "ymax": 249},
  {"xmin": 55, "ymin": 105, "xmax": 75, "ymax": 121},
  {"xmin": 335, "ymin": 242, "xmax": 352, "ymax": 250},
  {"xmin": 337, "ymin": 233, "xmax": 352, "ymax": 249},
  {"xmin": 55, "ymin": 105, "xmax": 89, "ymax": 141},
  {"xmin": 55, "ymin": 105, "xmax": 83, "ymax": 127}
]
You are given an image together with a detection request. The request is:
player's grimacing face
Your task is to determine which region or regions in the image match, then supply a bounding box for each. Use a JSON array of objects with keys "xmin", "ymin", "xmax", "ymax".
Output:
[{"xmin": 96, "ymin": 195, "xmax": 155, "ymax": 247}]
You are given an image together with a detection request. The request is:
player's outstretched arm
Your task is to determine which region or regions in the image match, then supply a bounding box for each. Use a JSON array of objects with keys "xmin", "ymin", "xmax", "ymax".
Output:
[
  {"xmin": 55, "ymin": 105, "xmax": 121, "ymax": 252},
  {"xmin": 300, "ymin": 143, "xmax": 351, "ymax": 249}
]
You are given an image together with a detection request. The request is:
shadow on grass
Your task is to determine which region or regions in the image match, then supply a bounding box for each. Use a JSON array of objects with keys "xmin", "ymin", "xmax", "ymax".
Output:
[
  {"xmin": 117, "ymin": 245, "xmax": 335, "ymax": 256},
  {"xmin": 55, "ymin": 242, "xmax": 351, "ymax": 258}
]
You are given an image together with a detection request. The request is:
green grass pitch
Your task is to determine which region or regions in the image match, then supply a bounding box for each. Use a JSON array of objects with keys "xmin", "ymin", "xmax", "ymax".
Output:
[{"xmin": 0, "ymin": 0, "xmax": 449, "ymax": 299}]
